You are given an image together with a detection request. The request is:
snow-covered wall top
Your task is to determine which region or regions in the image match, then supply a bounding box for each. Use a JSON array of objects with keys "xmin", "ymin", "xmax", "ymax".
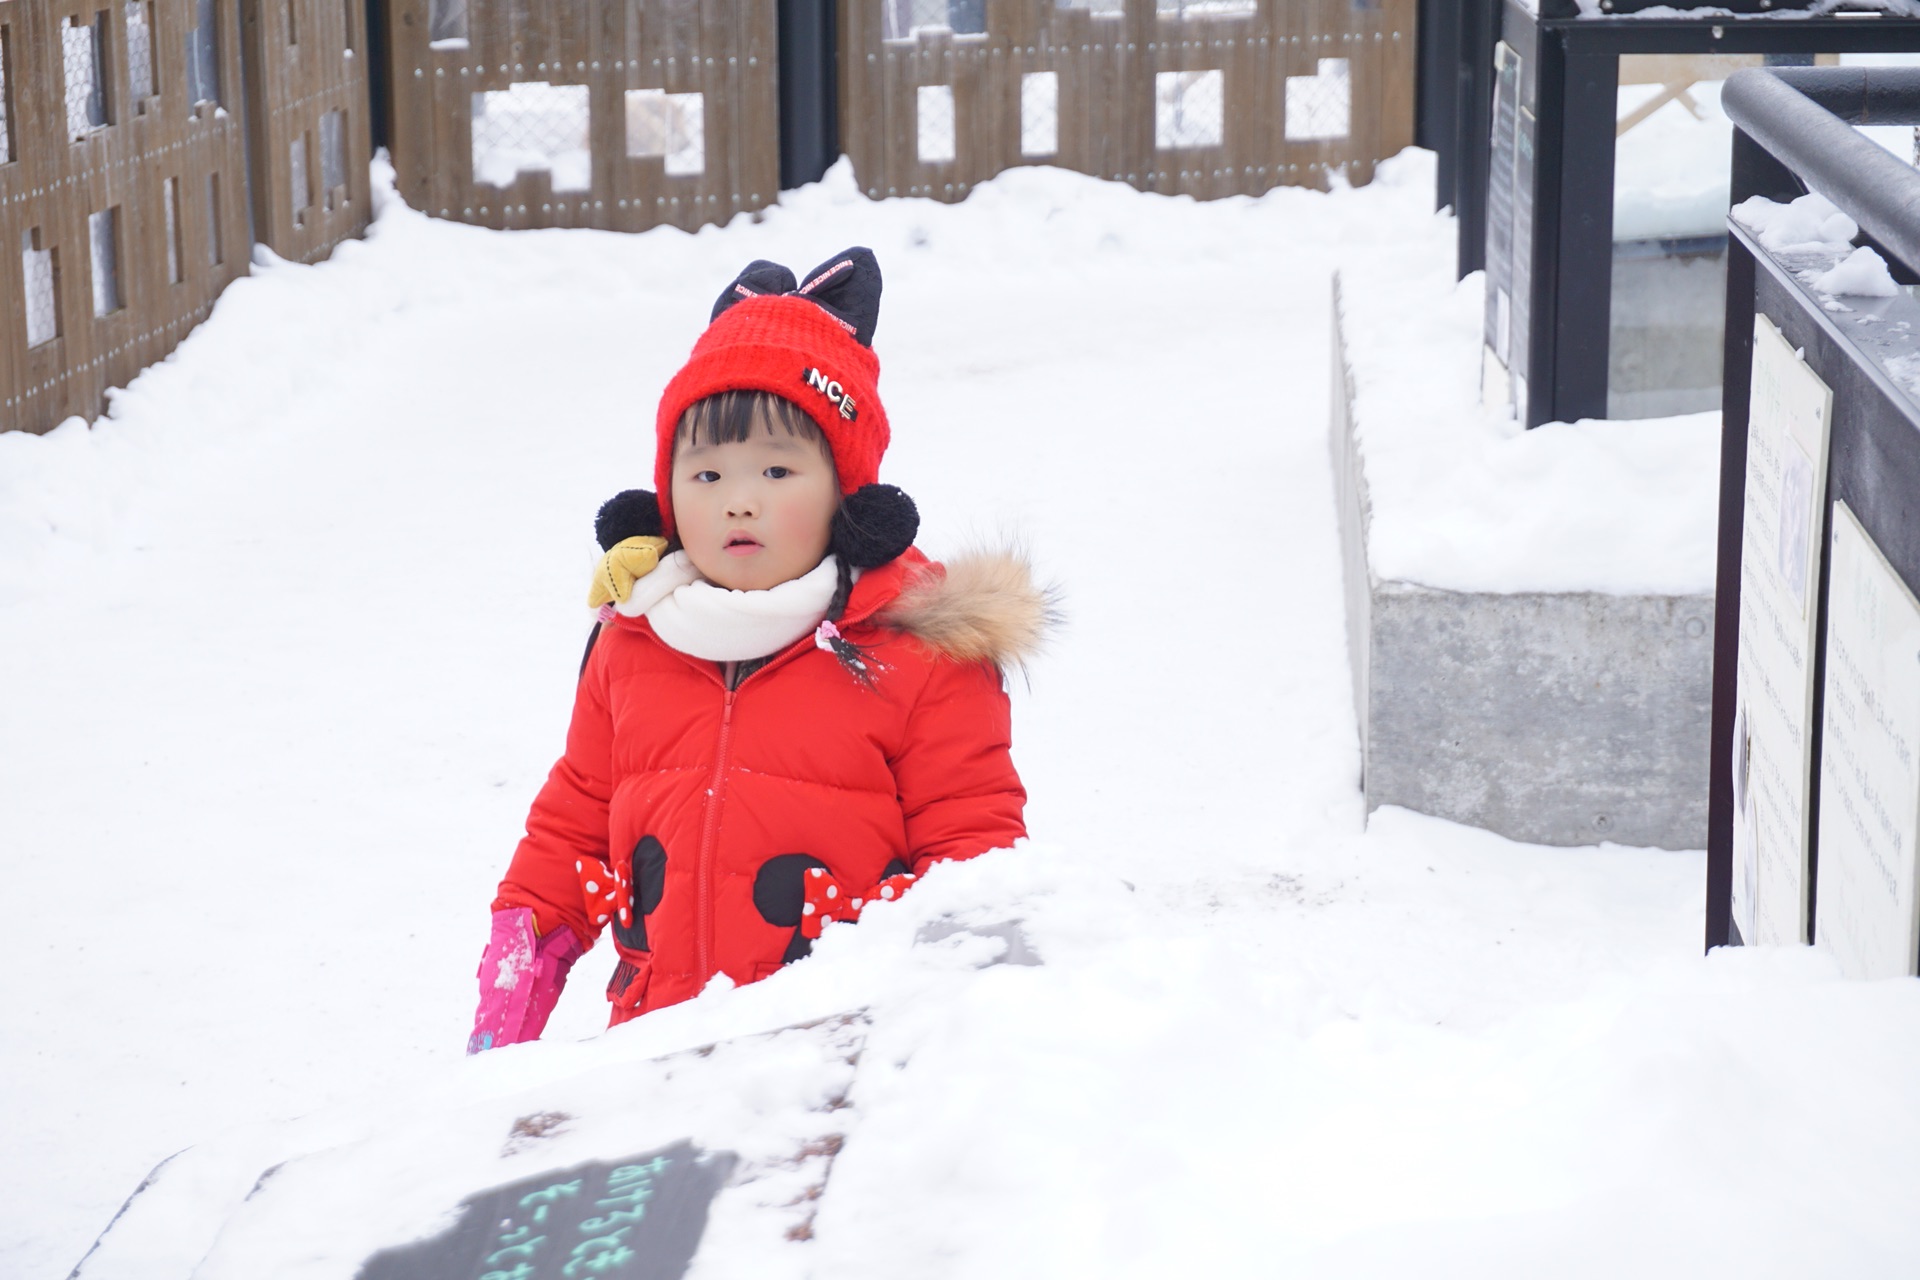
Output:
[{"xmin": 1338, "ymin": 164, "xmax": 1721, "ymax": 597}]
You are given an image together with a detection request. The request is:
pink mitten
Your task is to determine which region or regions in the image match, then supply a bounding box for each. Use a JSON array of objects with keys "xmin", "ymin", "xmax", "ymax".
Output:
[{"xmin": 466, "ymin": 907, "xmax": 585, "ymax": 1054}]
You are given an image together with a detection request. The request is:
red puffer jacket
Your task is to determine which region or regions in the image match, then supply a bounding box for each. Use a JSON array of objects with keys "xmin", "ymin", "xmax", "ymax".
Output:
[{"xmin": 492, "ymin": 547, "xmax": 1046, "ymax": 1023}]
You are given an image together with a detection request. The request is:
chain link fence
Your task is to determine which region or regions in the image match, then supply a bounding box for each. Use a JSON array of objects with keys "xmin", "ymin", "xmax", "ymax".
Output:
[
  {"xmin": 471, "ymin": 81, "xmax": 593, "ymax": 192},
  {"xmin": 126, "ymin": 1, "xmax": 153, "ymax": 106},
  {"xmin": 1155, "ymin": 69, "xmax": 1224, "ymax": 149},
  {"xmin": 1286, "ymin": 56, "xmax": 1352, "ymax": 141},
  {"xmin": 20, "ymin": 227, "xmax": 59, "ymax": 349},
  {"xmin": 62, "ymin": 14, "xmax": 109, "ymax": 142}
]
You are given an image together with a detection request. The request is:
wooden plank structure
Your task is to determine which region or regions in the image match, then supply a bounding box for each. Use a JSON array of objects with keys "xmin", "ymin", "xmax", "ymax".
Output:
[
  {"xmin": 2, "ymin": 0, "xmax": 251, "ymax": 433},
  {"xmin": 384, "ymin": 0, "xmax": 780, "ymax": 233},
  {"xmin": 840, "ymin": 0, "xmax": 1417, "ymax": 203},
  {"xmin": 0, "ymin": 0, "xmax": 372, "ymax": 434},
  {"xmin": 240, "ymin": 0, "xmax": 375, "ymax": 262}
]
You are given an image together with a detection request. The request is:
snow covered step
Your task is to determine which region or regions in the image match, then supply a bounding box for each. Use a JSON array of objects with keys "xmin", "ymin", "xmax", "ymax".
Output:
[{"xmin": 1331, "ymin": 265, "xmax": 1718, "ymax": 851}]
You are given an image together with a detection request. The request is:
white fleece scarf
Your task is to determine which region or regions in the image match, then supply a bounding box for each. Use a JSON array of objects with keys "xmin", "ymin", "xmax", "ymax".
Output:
[{"xmin": 613, "ymin": 550, "xmax": 843, "ymax": 662}]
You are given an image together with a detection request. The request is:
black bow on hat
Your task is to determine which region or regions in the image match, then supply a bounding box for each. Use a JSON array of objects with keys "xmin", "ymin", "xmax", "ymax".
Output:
[{"xmin": 711, "ymin": 247, "xmax": 884, "ymax": 348}]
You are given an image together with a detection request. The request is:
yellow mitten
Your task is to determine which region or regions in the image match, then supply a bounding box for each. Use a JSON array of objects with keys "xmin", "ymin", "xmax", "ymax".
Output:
[{"xmin": 588, "ymin": 536, "xmax": 670, "ymax": 609}]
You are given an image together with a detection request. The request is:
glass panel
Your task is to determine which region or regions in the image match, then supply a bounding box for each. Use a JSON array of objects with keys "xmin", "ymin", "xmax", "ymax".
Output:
[
  {"xmin": 0, "ymin": 26, "xmax": 14, "ymax": 161},
  {"xmin": 428, "ymin": 0, "xmax": 468, "ymax": 46},
  {"xmin": 21, "ymin": 229, "xmax": 58, "ymax": 347},
  {"xmin": 164, "ymin": 176, "xmax": 182, "ymax": 283},
  {"xmin": 187, "ymin": 0, "xmax": 220, "ymax": 107},
  {"xmin": 1608, "ymin": 53, "xmax": 1751, "ymax": 419},
  {"xmin": 126, "ymin": 2, "xmax": 152, "ymax": 105},
  {"xmin": 884, "ymin": 0, "xmax": 986, "ymax": 40},
  {"xmin": 290, "ymin": 133, "xmax": 309, "ymax": 217},
  {"xmin": 321, "ymin": 108, "xmax": 346, "ymax": 196},
  {"xmin": 1157, "ymin": 0, "xmax": 1254, "ymax": 15},
  {"xmin": 207, "ymin": 171, "xmax": 222, "ymax": 265},
  {"xmin": 89, "ymin": 207, "xmax": 120, "ymax": 315}
]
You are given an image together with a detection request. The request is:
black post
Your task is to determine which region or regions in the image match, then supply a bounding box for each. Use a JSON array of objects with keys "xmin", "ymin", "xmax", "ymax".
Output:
[
  {"xmin": 777, "ymin": 0, "xmax": 839, "ymax": 190},
  {"xmin": 1454, "ymin": 0, "xmax": 1498, "ymax": 277},
  {"xmin": 364, "ymin": 0, "xmax": 391, "ymax": 153},
  {"xmin": 1419, "ymin": 0, "xmax": 1461, "ymax": 211},
  {"xmin": 1539, "ymin": 40, "xmax": 1616, "ymax": 425},
  {"xmin": 1707, "ymin": 233, "xmax": 1754, "ymax": 953}
]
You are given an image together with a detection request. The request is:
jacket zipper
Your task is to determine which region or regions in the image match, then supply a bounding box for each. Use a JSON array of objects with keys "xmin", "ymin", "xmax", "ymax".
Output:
[
  {"xmin": 690, "ymin": 621, "xmax": 862, "ymax": 980},
  {"xmin": 696, "ymin": 662, "xmax": 740, "ymax": 979}
]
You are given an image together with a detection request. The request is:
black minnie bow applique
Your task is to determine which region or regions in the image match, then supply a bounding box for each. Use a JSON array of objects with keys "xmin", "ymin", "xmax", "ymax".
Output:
[{"xmin": 710, "ymin": 247, "xmax": 883, "ymax": 348}]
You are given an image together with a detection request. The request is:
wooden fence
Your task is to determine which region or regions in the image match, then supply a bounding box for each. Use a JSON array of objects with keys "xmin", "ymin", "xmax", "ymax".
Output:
[
  {"xmin": 241, "ymin": 0, "xmax": 375, "ymax": 263},
  {"xmin": 384, "ymin": 0, "xmax": 780, "ymax": 233},
  {"xmin": 843, "ymin": 0, "xmax": 1417, "ymax": 202},
  {"xmin": 1, "ymin": 0, "xmax": 373, "ymax": 435}
]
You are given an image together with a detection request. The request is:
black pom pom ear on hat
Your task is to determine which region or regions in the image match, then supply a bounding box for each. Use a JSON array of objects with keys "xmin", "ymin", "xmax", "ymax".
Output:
[
  {"xmin": 708, "ymin": 247, "xmax": 884, "ymax": 349},
  {"xmin": 830, "ymin": 484, "xmax": 919, "ymax": 569},
  {"xmin": 595, "ymin": 490, "xmax": 662, "ymax": 552}
]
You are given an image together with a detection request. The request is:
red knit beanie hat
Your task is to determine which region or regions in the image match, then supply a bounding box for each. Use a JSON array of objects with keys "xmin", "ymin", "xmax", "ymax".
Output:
[{"xmin": 654, "ymin": 248, "xmax": 889, "ymax": 539}]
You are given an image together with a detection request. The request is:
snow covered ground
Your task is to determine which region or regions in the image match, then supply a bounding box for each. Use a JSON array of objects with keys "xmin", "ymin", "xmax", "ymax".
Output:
[{"xmin": 7, "ymin": 152, "xmax": 1920, "ymax": 1279}]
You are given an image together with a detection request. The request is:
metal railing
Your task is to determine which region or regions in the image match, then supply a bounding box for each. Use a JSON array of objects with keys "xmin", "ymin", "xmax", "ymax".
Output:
[{"xmin": 1708, "ymin": 65, "xmax": 1920, "ymax": 977}]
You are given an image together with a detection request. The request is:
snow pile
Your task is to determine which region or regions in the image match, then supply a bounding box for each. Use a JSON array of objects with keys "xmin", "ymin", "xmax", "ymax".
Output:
[
  {"xmin": 1731, "ymin": 191, "xmax": 1858, "ymax": 255},
  {"xmin": 1813, "ymin": 244, "xmax": 1900, "ymax": 298},
  {"xmin": 1337, "ymin": 226, "xmax": 1719, "ymax": 596}
]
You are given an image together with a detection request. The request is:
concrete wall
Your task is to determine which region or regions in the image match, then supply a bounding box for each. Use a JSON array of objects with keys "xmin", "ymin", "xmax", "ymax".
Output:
[{"xmin": 1333, "ymin": 275, "xmax": 1713, "ymax": 850}]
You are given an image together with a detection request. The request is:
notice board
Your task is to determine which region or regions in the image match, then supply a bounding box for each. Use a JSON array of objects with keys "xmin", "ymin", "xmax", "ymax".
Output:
[
  {"xmin": 1731, "ymin": 315, "xmax": 1833, "ymax": 947},
  {"xmin": 1815, "ymin": 502, "xmax": 1920, "ymax": 978}
]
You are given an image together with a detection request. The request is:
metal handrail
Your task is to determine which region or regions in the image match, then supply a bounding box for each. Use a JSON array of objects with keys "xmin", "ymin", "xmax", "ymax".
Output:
[{"xmin": 1722, "ymin": 65, "xmax": 1920, "ymax": 271}]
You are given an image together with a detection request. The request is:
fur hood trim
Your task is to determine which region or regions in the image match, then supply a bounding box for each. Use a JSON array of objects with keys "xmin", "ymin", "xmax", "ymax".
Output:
[{"xmin": 879, "ymin": 549, "xmax": 1058, "ymax": 671}]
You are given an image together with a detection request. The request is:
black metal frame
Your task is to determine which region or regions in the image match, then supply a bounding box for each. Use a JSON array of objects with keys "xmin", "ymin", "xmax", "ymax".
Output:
[
  {"xmin": 777, "ymin": 0, "xmax": 839, "ymax": 190},
  {"xmin": 1708, "ymin": 65, "xmax": 1920, "ymax": 953},
  {"xmin": 1458, "ymin": 5, "xmax": 1920, "ymax": 427}
]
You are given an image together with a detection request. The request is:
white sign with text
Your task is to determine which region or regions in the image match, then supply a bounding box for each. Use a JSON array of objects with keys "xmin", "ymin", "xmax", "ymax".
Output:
[
  {"xmin": 1731, "ymin": 315, "xmax": 1832, "ymax": 947},
  {"xmin": 1815, "ymin": 503, "xmax": 1920, "ymax": 979}
]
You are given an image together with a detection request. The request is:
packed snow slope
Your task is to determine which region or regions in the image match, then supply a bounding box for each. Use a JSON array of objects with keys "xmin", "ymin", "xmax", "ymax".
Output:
[{"xmin": 6, "ymin": 153, "xmax": 1920, "ymax": 1279}]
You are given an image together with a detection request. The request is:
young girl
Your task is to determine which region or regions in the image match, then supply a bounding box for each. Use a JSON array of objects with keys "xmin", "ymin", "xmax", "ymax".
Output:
[{"xmin": 469, "ymin": 248, "xmax": 1050, "ymax": 1051}]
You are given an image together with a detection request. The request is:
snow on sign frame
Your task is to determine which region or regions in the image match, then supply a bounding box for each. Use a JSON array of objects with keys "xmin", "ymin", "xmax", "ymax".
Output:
[
  {"xmin": 355, "ymin": 1141, "xmax": 737, "ymax": 1280},
  {"xmin": 1730, "ymin": 314, "xmax": 1833, "ymax": 949}
]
